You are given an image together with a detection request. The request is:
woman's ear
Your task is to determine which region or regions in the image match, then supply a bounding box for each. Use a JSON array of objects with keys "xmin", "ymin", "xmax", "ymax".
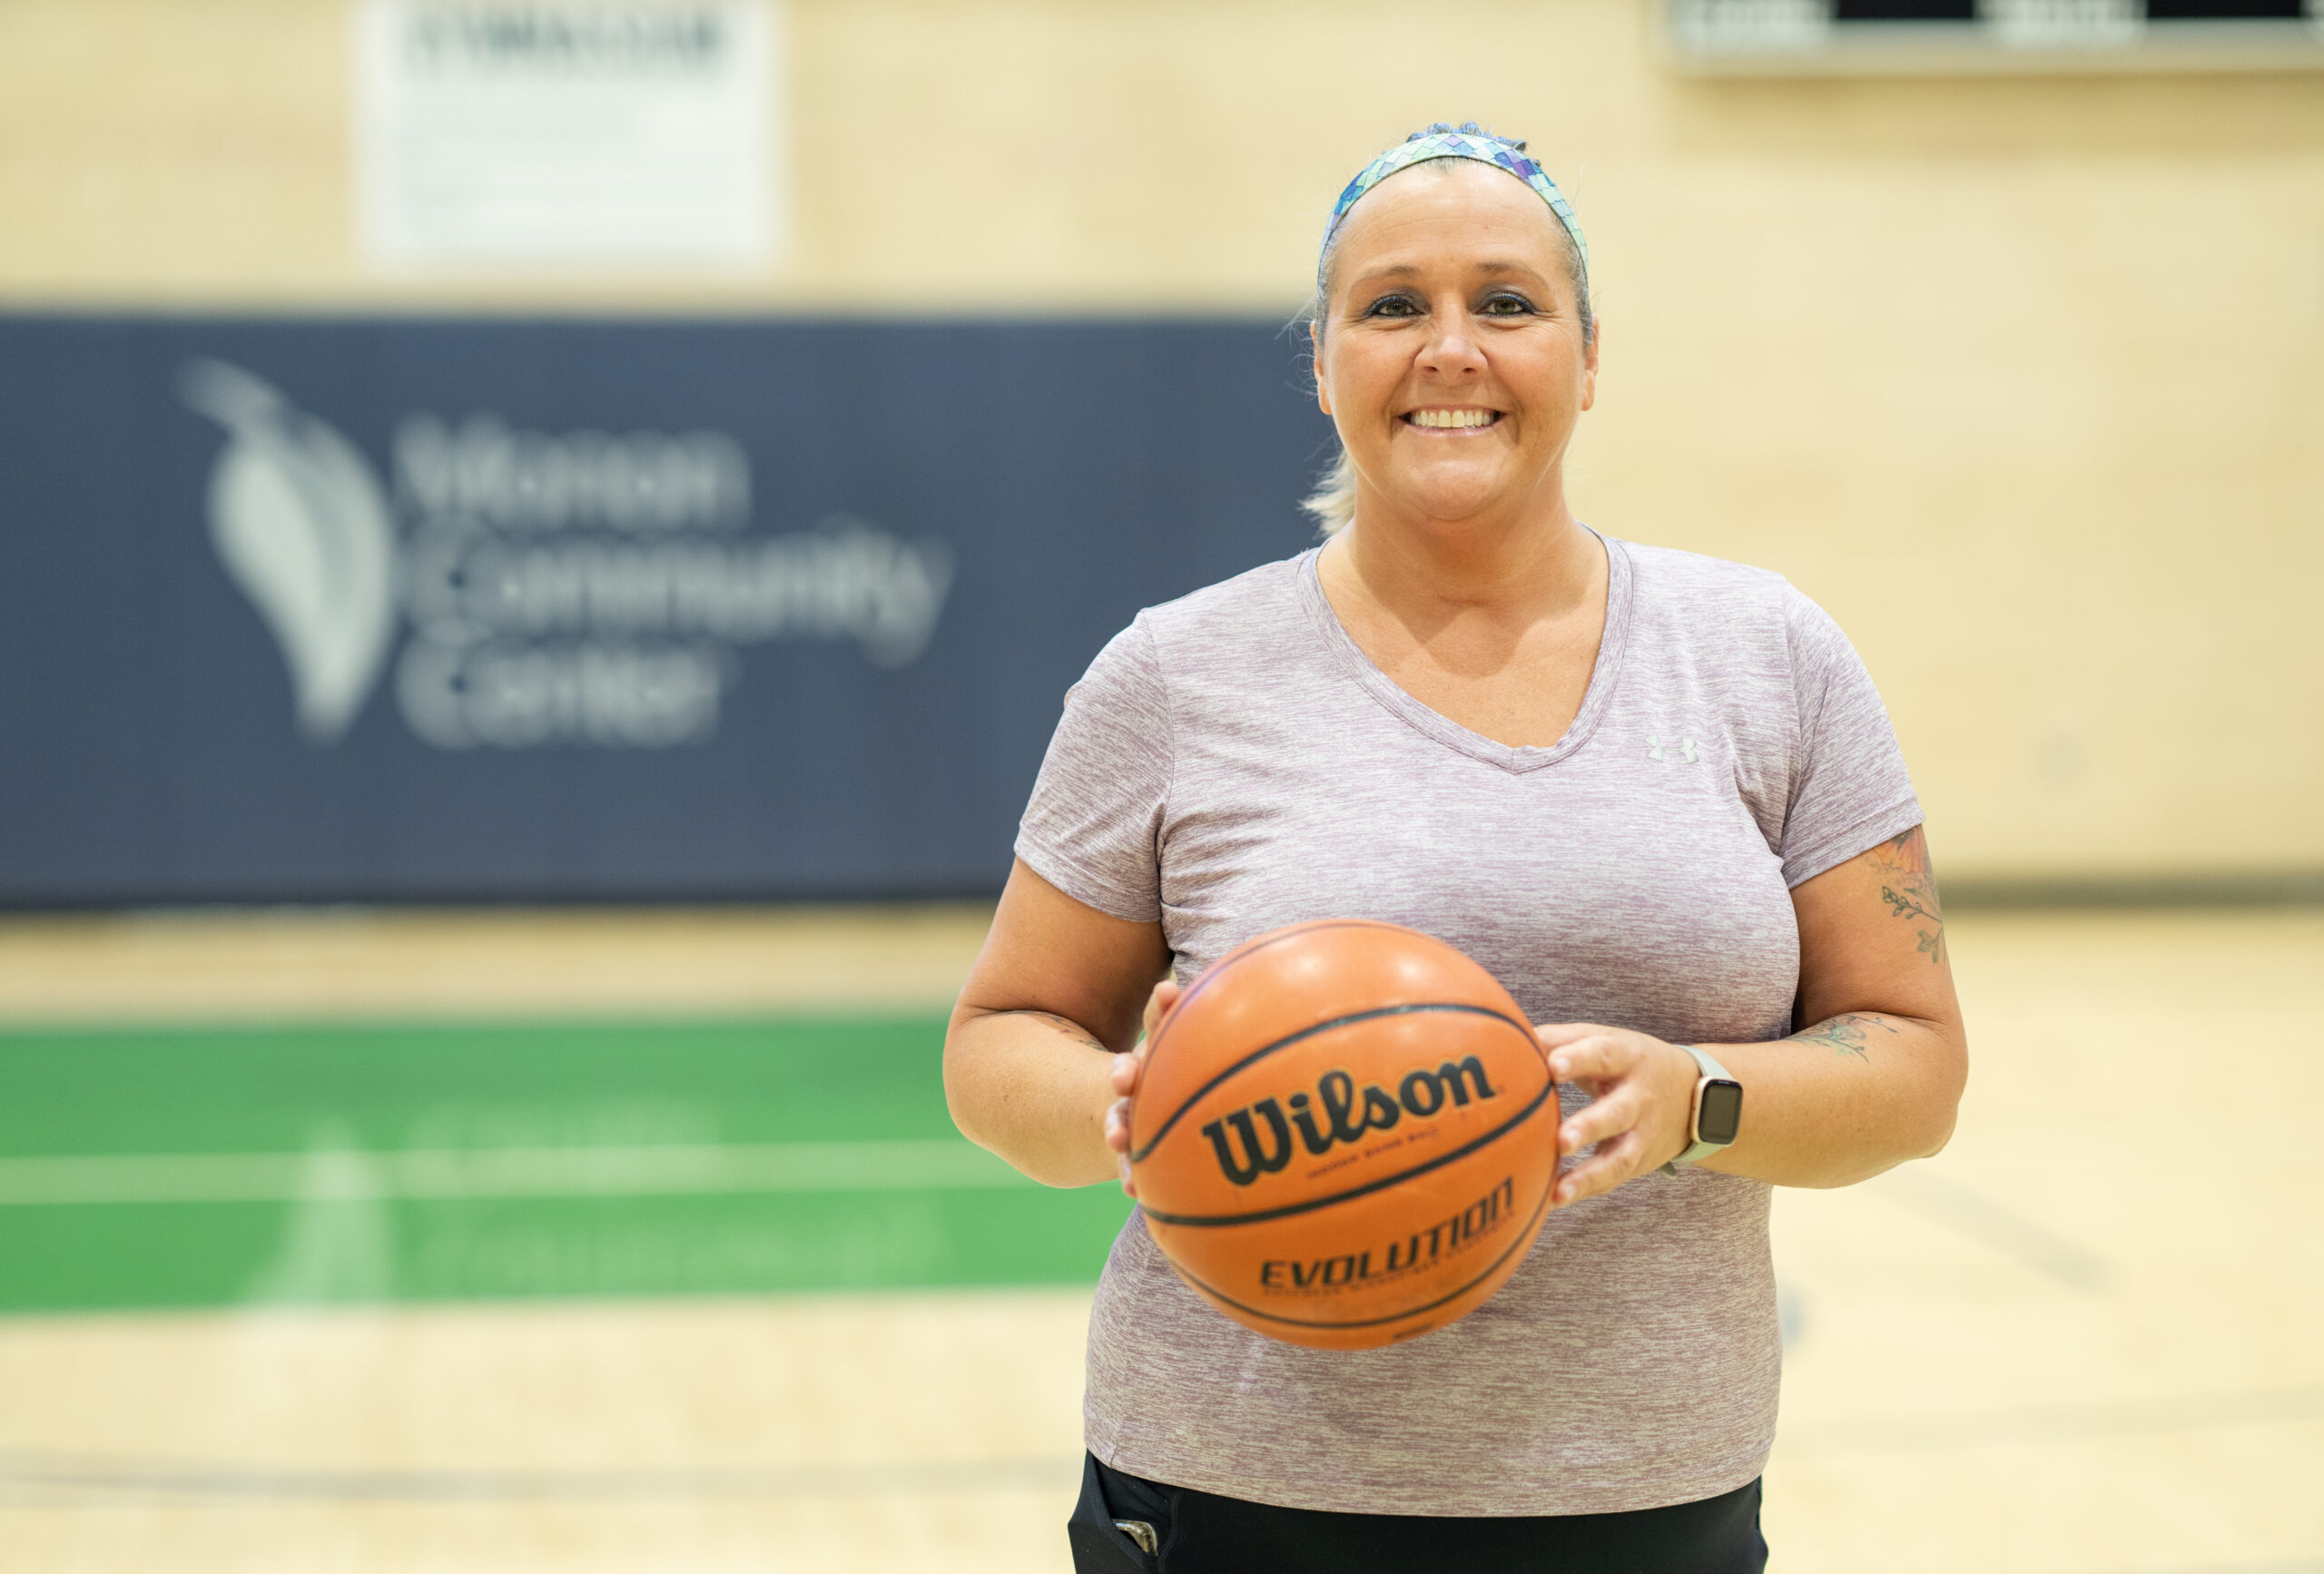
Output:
[
  {"xmin": 1580, "ymin": 317, "xmax": 1600, "ymax": 414},
  {"xmin": 1310, "ymin": 321, "xmax": 1332, "ymax": 416}
]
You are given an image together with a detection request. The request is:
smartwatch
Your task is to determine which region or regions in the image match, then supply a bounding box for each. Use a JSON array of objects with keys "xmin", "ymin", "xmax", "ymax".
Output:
[{"xmin": 1659, "ymin": 1044, "xmax": 1743, "ymax": 1176}]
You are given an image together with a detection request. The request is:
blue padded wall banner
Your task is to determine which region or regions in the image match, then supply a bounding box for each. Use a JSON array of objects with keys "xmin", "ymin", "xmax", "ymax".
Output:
[{"xmin": 0, "ymin": 315, "xmax": 1330, "ymax": 904}]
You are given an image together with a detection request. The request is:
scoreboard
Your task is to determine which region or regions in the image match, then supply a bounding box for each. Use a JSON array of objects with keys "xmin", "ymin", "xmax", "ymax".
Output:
[{"xmin": 1663, "ymin": 0, "xmax": 2324, "ymax": 70}]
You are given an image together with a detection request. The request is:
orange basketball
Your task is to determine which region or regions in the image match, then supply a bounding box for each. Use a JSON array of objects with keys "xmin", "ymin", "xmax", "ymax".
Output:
[{"xmin": 1128, "ymin": 920, "xmax": 1558, "ymax": 1351}]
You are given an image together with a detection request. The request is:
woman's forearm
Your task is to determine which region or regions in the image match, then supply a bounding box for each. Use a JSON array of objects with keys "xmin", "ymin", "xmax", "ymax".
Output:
[
  {"xmin": 1695, "ymin": 1011, "xmax": 1966, "ymax": 1188},
  {"xmin": 943, "ymin": 1008, "xmax": 1122, "ymax": 1188}
]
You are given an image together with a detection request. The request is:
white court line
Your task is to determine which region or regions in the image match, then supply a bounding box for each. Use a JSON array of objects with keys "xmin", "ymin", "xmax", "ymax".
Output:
[
  {"xmin": 0, "ymin": 1450, "xmax": 1081, "ymax": 1502},
  {"xmin": 1777, "ymin": 1385, "xmax": 2324, "ymax": 1456},
  {"xmin": 0, "ymin": 1141, "xmax": 1040, "ymax": 1205}
]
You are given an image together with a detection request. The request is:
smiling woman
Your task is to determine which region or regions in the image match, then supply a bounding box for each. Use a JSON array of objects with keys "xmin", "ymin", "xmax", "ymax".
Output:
[
  {"xmin": 1303, "ymin": 128, "xmax": 1594, "ymax": 538},
  {"xmin": 941, "ymin": 123, "xmax": 1967, "ymax": 1574}
]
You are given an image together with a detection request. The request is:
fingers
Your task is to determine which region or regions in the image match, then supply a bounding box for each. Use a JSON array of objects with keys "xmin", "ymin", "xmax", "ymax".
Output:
[
  {"xmin": 1107, "ymin": 977, "xmax": 1178, "ymax": 1202},
  {"xmin": 1552, "ymin": 1077, "xmax": 1649, "ymax": 1208},
  {"xmin": 1536, "ymin": 1028, "xmax": 1699, "ymax": 1208},
  {"xmin": 1541, "ymin": 1028, "xmax": 1640, "ymax": 1086},
  {"xmin": 1554, "ymin": 1129, "xmax": 1647, "ymax": 1207},
  {"xmin": 1558, "ymin": 1083, "xmax": 1642, "ymax": 1159},
  {"xmin": 1141, "ymin": 978, "xmax": 1182, "ymax": 1043},
  {"xmin": 1532, "ymin": 1020, "xmax": 1607, "ymax": 1052},
  {"xmin": 1101, "ymin": 1095, "xmax": 1139, "ymax": 1195},
  {"xmin": 1113, "ymin": 978, "xmax": 1178, "ymax": 1100}
]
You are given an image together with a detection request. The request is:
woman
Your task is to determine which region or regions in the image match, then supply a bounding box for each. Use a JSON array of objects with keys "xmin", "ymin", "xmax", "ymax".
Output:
[{"xmin": 943, "ymin": 123, "xmax": 1967, "ymax": 1573}]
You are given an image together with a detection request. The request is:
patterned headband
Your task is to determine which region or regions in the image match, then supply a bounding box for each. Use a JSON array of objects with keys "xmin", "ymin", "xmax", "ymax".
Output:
[{"xmin": 1318, "ymin": 123, "xmax": 1589, "ymax": 296}]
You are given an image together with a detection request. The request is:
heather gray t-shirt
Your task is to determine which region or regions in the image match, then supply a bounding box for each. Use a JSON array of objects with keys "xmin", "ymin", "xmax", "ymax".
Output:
[{"xmin": 1015, "ymin": 534, "xmax": 1921, "ymax": 1517}]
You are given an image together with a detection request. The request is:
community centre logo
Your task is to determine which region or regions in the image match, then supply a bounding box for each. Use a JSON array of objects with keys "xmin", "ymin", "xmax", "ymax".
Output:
[{"xmin": 182, "ymin": 359, "xmax": 953, "ymax": 749}]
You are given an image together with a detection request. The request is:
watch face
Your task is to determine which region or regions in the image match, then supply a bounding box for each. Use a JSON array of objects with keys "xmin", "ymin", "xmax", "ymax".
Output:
[{"xmin": 1698, "ymin": 1079, "xmax": 1744, "ymax": 1146}]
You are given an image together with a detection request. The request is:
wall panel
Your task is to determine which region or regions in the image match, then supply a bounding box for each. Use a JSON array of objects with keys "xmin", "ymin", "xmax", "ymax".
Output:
[{"xmin": 2, "ymin": 0, "xmax": 2318, "ymax": 884}]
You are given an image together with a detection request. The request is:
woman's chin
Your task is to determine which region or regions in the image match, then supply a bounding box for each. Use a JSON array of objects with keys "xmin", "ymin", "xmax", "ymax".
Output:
[{"xmin": 1368, "ymin": 476, "xmax": 1534, "ymax": 529}]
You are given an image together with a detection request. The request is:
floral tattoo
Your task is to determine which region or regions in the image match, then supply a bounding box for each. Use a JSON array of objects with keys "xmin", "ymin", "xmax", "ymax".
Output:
[
  {"xmin": 1872, "ymin": 827, "xmax": 1945, "ymax": 966},
  {"xmin": 1787, "ymin": 829, "xmax": 1946, "ymax": 1062},
  {"xmin": 1790, "ymin": 1011, "xmax": 1902, "ymax": 1062}
]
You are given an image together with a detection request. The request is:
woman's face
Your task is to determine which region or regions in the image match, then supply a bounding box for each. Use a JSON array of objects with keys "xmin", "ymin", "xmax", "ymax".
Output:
[{"xmin": 1314, "ymin": 161, "xmax": 1597, "ymax": 533}]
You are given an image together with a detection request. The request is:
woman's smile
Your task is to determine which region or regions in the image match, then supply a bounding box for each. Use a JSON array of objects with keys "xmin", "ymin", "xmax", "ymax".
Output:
[{"xmin": 1403, "ymin": 407, "xmax": 1502, "ymax": 430}]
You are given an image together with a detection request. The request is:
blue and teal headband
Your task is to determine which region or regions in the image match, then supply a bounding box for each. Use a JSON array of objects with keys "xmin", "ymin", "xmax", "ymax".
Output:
[{"xmin": 1319, "ymin": 123, "xmax": 1589, "ymax": 297}]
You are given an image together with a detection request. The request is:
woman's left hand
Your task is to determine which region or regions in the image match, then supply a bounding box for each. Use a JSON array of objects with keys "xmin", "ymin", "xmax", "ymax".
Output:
[
  {"xmin": 1100, "ymin": 977, "xmax": 1182, "ymax": 1199},
  {"xmin": 1533, "ymin": 1023, "xmax": 1702, "ymax": 1206}
]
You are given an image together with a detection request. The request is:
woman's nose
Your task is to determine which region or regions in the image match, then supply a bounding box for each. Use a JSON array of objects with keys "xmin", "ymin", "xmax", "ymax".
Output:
[{"xmin": 1417, "ymin": 311, "xmax": 1486, "ymax": 378}]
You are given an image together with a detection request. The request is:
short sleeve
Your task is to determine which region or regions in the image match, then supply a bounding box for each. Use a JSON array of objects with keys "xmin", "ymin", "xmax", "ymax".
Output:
[
  {"xmin": 1012, "ymin": 616, "xmax": 1172, "ymax": 923},
  {"xmin": 1777, "ymin": 586, "xmax": 1924, "ymax": 888}
]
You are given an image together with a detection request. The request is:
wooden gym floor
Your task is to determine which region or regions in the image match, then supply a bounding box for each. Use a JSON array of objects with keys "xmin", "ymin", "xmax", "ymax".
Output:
[{"xmin": 0, "ymin": 905, "xmax": 2317, "ymax": 1572}]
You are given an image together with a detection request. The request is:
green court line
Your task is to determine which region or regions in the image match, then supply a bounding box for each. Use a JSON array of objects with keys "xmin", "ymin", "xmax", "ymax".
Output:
[
  {"xmin": 0, "ymin": 1017, "xmax": 981, "ymax": 1156},
  {"xmin": 0, "ymin": 1017, "xmax": 1131, "ymax": 1313}
]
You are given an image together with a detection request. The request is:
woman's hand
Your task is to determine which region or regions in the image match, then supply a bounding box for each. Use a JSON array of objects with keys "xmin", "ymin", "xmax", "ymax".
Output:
[
  {"xmin": 1101, "ymin": 978, "xmax": 1181, "ymax": 1197},
  {"xmin": 1534, "ymin": 1023, "xmax": 1700, "ymax": 1206}
]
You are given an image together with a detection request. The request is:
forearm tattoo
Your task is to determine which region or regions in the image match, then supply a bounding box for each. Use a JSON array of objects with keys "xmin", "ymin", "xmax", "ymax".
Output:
[
  {"xmin": 1788, "ymin": 829, "xmax": 1945, "ymax": 1062},
  {"xmin": 1790, "ymin": 1011, "xmax": 1903, "ymax": 1062},
  {"xmin": 998, "ymin": 1009, "xmax": 1113, "ymax": 1054},
  {"xmin": 1872, "ymin": 827, "xmax": 1946, "ymax": 965}
]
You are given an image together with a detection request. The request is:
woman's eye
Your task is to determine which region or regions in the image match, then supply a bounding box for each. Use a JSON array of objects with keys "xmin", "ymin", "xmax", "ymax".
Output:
[
  {"xmin": 1481, "ymin": 294, "xmax": 1535, "ymax": 316},
  {"xmin": 1364, "ymin": 295, "xmax": 1422, "ymax": 319}
]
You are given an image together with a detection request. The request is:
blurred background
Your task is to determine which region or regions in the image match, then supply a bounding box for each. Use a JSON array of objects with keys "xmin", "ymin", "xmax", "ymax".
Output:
[{"xmin": 0, "ymin": 1, "xmax": 2318, "ymax": 1569}]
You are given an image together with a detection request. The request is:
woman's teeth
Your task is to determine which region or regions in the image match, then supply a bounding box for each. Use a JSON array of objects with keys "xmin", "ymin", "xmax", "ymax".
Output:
[{"xmin": 1406, "ymin": 409, "xmax": 1497, "ymax": 428}]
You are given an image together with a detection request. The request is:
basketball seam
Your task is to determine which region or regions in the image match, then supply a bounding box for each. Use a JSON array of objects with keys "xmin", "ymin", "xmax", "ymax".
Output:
[
  {"xmin": 1137, "ymin": 1069, "xmax": 1556, "ymax": 1227},
  {"xmin": 1161, "ymin": 1169, "xmax": 1556, "ymax": 1331},
  {"xmin": 1128, "ymin": 999, "xmax": 1533, "ymax": 1165},
  {"xmin": 1143, "ymin": 920, "xmax": 1411, "ymax": 1062}
]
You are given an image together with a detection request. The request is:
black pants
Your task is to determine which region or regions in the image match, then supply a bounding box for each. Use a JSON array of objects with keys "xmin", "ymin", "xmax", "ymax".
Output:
[{"xmin": 1068, "ymin": 1452, "xmax": 1768, "ymax": 1574}]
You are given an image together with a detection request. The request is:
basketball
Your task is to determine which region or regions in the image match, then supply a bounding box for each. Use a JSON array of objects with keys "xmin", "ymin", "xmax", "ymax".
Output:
[{"xmin": 1127, "ymin": 920, "xmax": 1559, "ymax": 1350}]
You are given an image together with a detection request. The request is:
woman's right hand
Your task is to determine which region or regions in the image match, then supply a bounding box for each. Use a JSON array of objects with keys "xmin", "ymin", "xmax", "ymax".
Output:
[{"xmin": 1101, "ymin": 977, "xmax": 1181, "ymax": 1197}]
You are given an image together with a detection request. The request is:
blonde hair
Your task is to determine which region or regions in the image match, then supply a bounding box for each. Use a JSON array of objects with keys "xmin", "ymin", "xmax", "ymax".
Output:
[{"xmin": 1298, "ymin": 157, "xmax": 1593, "ymax": 536}]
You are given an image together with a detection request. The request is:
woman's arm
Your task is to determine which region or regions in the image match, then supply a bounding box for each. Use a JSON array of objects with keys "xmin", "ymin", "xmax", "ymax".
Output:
[
  {"xmin": 1540, "ymin": 825, "xmax": 1968, "ymax": 1203},
  {"xmin": 944, "ymin": 858, "xmax": 1171, "ymax": 1187}
]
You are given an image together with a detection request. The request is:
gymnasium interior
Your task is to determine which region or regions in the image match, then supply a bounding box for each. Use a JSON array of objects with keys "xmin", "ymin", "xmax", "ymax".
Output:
[{"xmin": 1, "ymin": 2, "xmax": 2319, "ymax": 1569}]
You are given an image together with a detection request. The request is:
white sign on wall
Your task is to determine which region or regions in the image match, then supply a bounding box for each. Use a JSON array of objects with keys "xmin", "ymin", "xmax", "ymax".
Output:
[
  {"xmin": 182, "ymin": 359, "xmax": 953, "ymax": 751},
  {"xmin": 355, "ymin": 1, "xmax": 779, "ymax": 271}
]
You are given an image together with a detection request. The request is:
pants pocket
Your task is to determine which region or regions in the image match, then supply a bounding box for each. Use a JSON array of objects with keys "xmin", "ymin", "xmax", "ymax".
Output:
[{"xmin": 1065, "ymin": 1452, "xmax": 1161, "ymax": 1573}]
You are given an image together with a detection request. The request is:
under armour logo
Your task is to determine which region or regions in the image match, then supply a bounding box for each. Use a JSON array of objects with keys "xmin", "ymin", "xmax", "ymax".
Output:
[{"xmin": 1648, "ymin": 735, "xmax": 1699, "ymax": 763}]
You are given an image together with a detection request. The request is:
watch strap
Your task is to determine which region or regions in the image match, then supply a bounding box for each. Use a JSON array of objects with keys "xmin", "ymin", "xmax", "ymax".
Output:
[{"xmin": 1659, "ymin": 1044, "xmax": 1736, "ymax": 1176}]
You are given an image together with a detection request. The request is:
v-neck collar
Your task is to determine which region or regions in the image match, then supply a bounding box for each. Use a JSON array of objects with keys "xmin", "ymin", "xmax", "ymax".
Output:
[{"xmin": 1295, "ymin": 526, "xmax": 1633, "ymax": 775}]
